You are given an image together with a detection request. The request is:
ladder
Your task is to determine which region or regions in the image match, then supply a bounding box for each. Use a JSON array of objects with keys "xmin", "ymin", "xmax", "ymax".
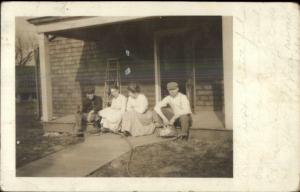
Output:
[{"xmin": 103, "ymin": 58, "xmax": 121, "ymax": 107}]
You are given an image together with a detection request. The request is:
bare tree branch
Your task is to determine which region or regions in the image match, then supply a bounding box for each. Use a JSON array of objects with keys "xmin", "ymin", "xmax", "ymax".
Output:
[{"xmin": 15, "ymin": 33, "xmax": 37, "ymax": 66}]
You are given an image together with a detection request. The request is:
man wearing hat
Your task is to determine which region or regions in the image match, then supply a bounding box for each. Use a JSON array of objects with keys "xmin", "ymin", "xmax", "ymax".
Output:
[
  {"xmin": 154, "ymin": 82, "xmax": 192, "ymax": 140},
  {"xmin": 75, "ymin": 87, "xmax": 103, "ymax": 135}
]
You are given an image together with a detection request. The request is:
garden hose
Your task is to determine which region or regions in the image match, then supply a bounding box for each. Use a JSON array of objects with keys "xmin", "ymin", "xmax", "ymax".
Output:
[
  {"xmin": 112, "ymin": 132, "xmax": 135, "ymax": 177},
  {"xmin": 87, "ymin": 129, "xmax": 183, "ymax": 177},
  {"xmin": 115, "ymin": 131, "xmax": 182, "ymax": 177}
]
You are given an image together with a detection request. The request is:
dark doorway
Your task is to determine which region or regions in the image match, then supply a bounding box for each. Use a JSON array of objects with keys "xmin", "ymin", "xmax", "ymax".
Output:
[{"xmin": 158, "ymin": 31, "xmax": 195, "ymax": 108}]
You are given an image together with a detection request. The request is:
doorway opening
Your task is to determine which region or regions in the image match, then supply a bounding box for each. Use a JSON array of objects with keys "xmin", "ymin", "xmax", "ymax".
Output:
[{"xmin": 157, "ymin": 30, "xmax": 196, "ymax": 111}]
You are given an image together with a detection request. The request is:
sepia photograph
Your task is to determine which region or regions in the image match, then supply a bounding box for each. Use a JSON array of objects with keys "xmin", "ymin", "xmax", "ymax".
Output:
[
  {"xmin": 1, "ymin": 2, "xmax": 299, "ymax": 192},
  {"xmin": 15, "ymin": 16, "xmax": 233, "ymax": 177}
]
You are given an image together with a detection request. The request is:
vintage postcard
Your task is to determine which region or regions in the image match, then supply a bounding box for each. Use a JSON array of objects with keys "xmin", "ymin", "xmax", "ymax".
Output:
[{"xmin": 1, "ymin": 2, "xmax": 299, "ymax": 191}]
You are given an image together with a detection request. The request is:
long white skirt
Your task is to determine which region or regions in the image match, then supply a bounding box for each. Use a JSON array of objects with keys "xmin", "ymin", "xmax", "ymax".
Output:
[
  {"xmin": 99, "ymin": 108, "xmax": 123, "ymax": 131},
  {"xmin": 121, "ymin": 110, "xmax": 155, "ymax": 137}
]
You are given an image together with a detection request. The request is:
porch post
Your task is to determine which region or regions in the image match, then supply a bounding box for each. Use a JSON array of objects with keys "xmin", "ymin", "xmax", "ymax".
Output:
[
  {"xmin": 222, "ymin": 16, "xmax": 233, "ymax": 130},
  {"xmin": 38, "ymin": 33, "xmax": 53, "ymax": 121},
  {"xmin": 154, "ymin": 34, "xmax": 161, "ymax": 103}
]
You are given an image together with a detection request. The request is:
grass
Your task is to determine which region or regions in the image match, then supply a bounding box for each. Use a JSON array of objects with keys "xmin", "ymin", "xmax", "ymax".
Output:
[
  {"xmin": 16, "ymin": 101, "xmax": 83, "ymax": 168},
  {"xmin": 89, "ymin": 130, "xmax": 233, "ymax": 177}
]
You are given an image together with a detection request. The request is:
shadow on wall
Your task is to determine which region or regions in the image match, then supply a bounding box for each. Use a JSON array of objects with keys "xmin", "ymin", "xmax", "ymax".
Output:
[{"xmin": 75, "ymin": 40, "xmax": 105, "ymax": 109}]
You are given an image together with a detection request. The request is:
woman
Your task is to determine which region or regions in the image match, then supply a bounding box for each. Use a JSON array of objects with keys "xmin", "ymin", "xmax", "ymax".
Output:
[
  {"xmin": 98, "ymin": 85, "xmax": 127, "ymax": 132},
  {"xmin": 121, "ymin": 83, "xmax": 155, "ymax": 137}
]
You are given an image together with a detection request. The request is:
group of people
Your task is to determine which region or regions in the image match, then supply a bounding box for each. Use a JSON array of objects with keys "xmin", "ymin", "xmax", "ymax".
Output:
[{"xmin": 75, "ymin": 82, "xmax": 192, "ymax": 140}]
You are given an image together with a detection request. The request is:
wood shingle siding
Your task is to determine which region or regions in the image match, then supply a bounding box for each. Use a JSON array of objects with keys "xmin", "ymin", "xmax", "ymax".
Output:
[
  {"xmin": 47, "ymin": 17, "xmax": 224, "ymax": 117},
  {"xmin": 49, "ymin": 36, "xmax": 155, "ymax": 118}
]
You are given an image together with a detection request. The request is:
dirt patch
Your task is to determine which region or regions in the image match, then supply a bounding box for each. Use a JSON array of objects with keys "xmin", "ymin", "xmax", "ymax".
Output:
[{"xmin": 89, "ymin": 131, "xmax": 233, "ymax": 177}]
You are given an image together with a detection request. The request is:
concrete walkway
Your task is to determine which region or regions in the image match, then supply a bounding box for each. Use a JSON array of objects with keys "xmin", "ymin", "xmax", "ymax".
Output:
[
  {"xmin": 16, "ymin": 133, "xmax": 173, "ymax": 177},
  {"xmin": 191, "ymin": 111, "xmax": 225, "ymax": 129}
]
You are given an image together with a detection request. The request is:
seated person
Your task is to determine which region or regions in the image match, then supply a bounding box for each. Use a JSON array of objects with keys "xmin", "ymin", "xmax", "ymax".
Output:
[
  {"xmin": 121, "ymin": 83, "xmax": 155, "ymax": 137},
  {"xmin": 98, "ymin": 85, "xmax": 127, "ymax": 133},
  {"xmin": 75, "ymin": 87, "xmax": 103, "ymax": 135},
  {"xmin": 153, "ymin": 82, "xmax": 192, "ymax": 140}
]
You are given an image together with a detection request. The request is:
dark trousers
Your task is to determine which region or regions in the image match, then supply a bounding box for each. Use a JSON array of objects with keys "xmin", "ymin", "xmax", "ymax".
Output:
[
  {"xmin": 153, "ymin": 107, "xmax": 192, "ymax": 136},
  {"xmin": 75, "ymin": 112, "xmax": 100, "ymax": 132}
]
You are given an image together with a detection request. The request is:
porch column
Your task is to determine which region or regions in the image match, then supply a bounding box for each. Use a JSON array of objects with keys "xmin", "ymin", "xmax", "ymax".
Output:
[
  {"xmin": 154, "ymin": 34, "xmax": 161, "ymax": 103},
  {"xmin": 38, "ymin": 33, "xmax": 53, "ymax": 121},
  {"xmin": 222, "ymin": 16, "xmax": 233, "ymax": 130}
]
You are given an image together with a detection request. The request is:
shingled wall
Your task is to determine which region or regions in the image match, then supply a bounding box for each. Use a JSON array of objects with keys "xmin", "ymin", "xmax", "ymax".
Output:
[
  {"xmin": 49, "ymin": 37, "xmax": 155, "ymax": 118},
  {"xmin": 48, "ymin": 17, "xmax": 224, "ymax": 117}
]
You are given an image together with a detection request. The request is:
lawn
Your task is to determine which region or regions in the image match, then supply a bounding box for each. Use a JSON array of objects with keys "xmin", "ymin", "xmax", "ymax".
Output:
[
  {"xmin": 89, "ymin": 130, "xmax": 233, "ymax": 177},
  {"xmin": 16, "ymin": 101, "xmax": 83, "ymax": 168}
]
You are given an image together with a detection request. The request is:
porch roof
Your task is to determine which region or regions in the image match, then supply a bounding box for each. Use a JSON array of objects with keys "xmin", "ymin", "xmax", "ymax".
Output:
[{"xmin": 27, "ymin": 16, "xmax": 156, "ymax": 33}]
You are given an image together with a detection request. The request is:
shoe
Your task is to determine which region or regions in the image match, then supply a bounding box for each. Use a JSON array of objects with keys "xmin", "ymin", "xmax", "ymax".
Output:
[
  {"xmin": 101, "ymin": 127, "xmax": 110, "ymax": 133},
  {"xmin": 177, "ymin": 133, "xmax": 188, "ymax": 141},
  {"xmin": 76, "ymin": 131, "xmax": 84, "ymax": 137},
  {"xmin": 181, "ymin": 135, "xmax": 188, "ymax": 141},
  {"xmin": 122, "ymin": 131, "xmax": 131, "ymax": 137},
  {"xmin": 89, "ymin": 128, "xmax": 101, "ymax": 134},
  {"xmin": 94, "ymin": 119, "xmax": 102, "ymax": 129},
  {"xmin": 154, "ymin": 122, "xmax": 163, "ymax": 128}
]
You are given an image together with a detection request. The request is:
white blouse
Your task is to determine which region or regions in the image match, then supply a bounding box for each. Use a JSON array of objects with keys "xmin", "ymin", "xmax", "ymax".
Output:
[
  {"xmin": 126, "ymin": 94, "xmax": 148, "ymax": 114},
  {"xmin": 110, "ymin": 94, "xmax": 127, "ymax": 114}
]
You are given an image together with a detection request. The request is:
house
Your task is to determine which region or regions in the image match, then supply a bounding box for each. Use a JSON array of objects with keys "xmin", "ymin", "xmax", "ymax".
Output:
[{"xmin": 27, "ymin": 16, "xmax": 233, "ymax": 132}]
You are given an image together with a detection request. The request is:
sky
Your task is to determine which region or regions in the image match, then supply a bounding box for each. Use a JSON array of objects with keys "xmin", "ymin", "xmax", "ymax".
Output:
[
  {"xmin": 15, "ymin": 17, "xmax": 39, "ymax": 66},
  {"xmin": 16, "ymin": 17, "xmax": 38, "ymax": 38}
]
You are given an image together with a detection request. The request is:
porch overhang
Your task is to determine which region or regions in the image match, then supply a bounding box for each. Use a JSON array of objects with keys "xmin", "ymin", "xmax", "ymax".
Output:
[{"xmin": 27, "ymin": 16, "xmax": 156, "ymax": 33}]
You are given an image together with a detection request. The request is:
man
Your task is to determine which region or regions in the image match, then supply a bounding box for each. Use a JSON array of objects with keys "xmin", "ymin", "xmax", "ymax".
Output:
[
  {"xmin": 154, "ymin": 82, "xmax": 192, "ymax": 140},
  {"xmin": 75, "ymin": 87, "xmax": 103, "ymax": 136}
]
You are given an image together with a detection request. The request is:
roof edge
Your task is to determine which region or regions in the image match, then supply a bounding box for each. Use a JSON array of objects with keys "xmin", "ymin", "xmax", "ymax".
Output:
[{"xmin": 27, "ymin": 16, "xmax": 94, "ymax": 25}]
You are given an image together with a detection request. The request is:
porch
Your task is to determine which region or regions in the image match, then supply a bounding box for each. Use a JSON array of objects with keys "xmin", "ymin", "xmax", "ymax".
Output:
[{"xmin": 30, "ymin": 16, "xmax": 232, "ymax": 131}]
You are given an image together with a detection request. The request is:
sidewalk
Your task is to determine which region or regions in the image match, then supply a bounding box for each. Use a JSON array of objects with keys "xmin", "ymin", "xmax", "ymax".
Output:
[
  {"xmin": 16, "ymin": 133, "xmax": 173, "ymax": 177},
  {"xmin": 191, "ymin": 111, "xmax": 225, "ymax": 129}
]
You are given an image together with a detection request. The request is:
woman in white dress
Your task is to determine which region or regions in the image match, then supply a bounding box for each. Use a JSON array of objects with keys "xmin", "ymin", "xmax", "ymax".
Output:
[
  {"xmin": 98, "ymin": 85, "xmax": 127, "ymax": 132},
  {"xmin": 121, "ymin": 83, "xmax": 155, "ymax": 137}
]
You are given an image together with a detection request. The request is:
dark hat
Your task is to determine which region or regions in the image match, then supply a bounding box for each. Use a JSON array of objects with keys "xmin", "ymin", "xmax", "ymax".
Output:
[
  {"xmin": 86, "ymin": 87, "xmax": 95, "ymax": 94},
  {"xmin": 127, "ymin": 82, "xmax": 140, "ymax": 93},
  {"xmin": 167, "ymin": 82, "xmax": 179, "ymax": 90}
]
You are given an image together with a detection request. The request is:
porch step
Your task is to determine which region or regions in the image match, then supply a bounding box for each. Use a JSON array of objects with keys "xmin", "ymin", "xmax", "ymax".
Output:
[
  {"xmin": 43, "ymin": 111, "xmax": 226, "ymax": 134},
  {"xmin": 43, "ymin": 114, "xmax": 77, "ymax": 134}
]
